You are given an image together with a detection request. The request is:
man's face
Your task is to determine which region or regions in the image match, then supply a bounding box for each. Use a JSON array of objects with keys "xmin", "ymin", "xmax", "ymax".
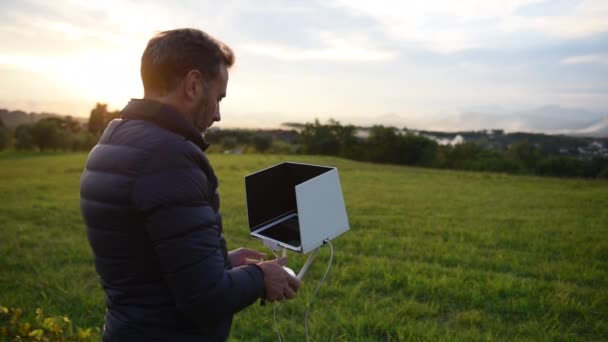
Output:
[{"xmin": 192, "ymin": 64, "xmax": 228, "ymax": 134}]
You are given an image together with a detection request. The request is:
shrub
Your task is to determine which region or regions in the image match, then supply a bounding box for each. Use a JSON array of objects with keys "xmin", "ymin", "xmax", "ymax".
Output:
[
  {"xmin": 598, "ymin": 167, "xmax": 608, "ymax": 180},
  {"xmin": 0, "ymin": 127, "xmax": 11, "ymax": 150},
  {"xmin": 537, "ymin": 157, "xmax": 583, "ymax": 178},
  {"xmin": 14, "ymin": 125, "xmax": 35, "ymax": 150},
  {"xmin": 0, "ymin": 305, "xmax": 96, "ymax": 341},
  {"xmin": 252, "ymin": 134, "xmax": 272, "ymax": 153}
]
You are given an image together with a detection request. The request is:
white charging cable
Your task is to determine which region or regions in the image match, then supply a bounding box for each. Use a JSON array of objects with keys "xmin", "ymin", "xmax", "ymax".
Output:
[
  {"xmin": 304, "ymin": 239, "xmax": 333, "ymax": 342},
  {"xmin": 273, "ymin": 301, "xmax": 283, "ymax": 342},
  {"xmin": 272, "ymin": 240, "xmax": 334, "ymax": 342},
  {"xmin": 272, "ymin": 246, "xmax": 287, "ymax": 342}
]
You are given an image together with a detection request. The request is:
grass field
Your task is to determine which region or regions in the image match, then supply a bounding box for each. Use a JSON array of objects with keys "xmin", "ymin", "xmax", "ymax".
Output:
[{"xmin": 1, "ymin": 152, "xmax": 607, "ymax": 341}]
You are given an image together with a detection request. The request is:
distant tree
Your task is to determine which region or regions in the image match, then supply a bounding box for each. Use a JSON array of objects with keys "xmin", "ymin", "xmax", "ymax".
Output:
[
  {"xmin": 88, "ymin": 103, "xmax": 107, "ymax": 134},
  {"xmin": 582, "ymin": 157, "xmax": 608, "ymax": 178},
  {"xmin": 0, "ymin": 117, "xmax": 9, "ymax": 150},
  {"xmin": 364, "ymin": 125, "xmax": 402, "ymax": 163},
  {"xmin": 300, "ymin": 119, "xmax": 342, "ymax": 155},
  {"xmin": 105, "ymin": 110, "xmax": 120, "ymax": 125},
  {"xmin": 222, "ymin": 137, "xmax": 238, "ymax": 150},
  {"xmin": 31, "ymin": 118, "xmax": 61, "ymax": 151},
  {"xmin": 598, "ymin": 167, "xmax": 608, "ymax": 180},
  {"xmin": 334, "ymin": 122, "xmax": 360, "ymax": 158},
  {"xmin": 399, "ymin": 133, "xmax": 438, "ymax": 166},
  {"xmin": 299, "ymin": 120, "xmax": 440, "ymax": 166},
  {"xmin": 63, "ymin": 116, "xmax": 82, "ymax": 133},
  {"xmin": 88, "ymin": 103, "xmax": 120, "ymax": 135},
  {"xmin": 537, "ymin": 157, "xmax": 583, "ymax": 178},
  {"xmin": 508, "ymin": 141, "xmax": 541, "ymax": 172},
  {"xmin": 14, "ymin": 124, "xmax": 35, "ymax": 150},
  {"xmin": 70, "ymin": 131, "xmax": 98, "ymax": 151},
  {"xmin": 0, "ymin": 128, "xmax": 9, "ymax": 150},
  {"xmin": 269, "ymin": 140, "xmax": 297, "ymax": 154},
  {"xmin": 253, "ymin": 134, "xmax": 272, "ymax": 153},
  {"xmin": 88, "ymin": 103, "xmax": 108, "ymax": 135},
  {"xmin": 443, "ymin": 142, "xmax": 483, "ymax": 169},
  {"xmin": 237, "ymin": 130, "xmax": 253, "ymax": 145}
]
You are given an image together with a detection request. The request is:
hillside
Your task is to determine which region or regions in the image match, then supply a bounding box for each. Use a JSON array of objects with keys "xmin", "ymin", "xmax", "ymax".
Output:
[
  {"xmin": 571, "ymin": 117, "xmax": 608, "ymax": 138},
  {"xmin": 0, "ymin": 108, "xmax": 86, "ymax": 129},
  {"xmin": 416, "ymin": 129, "xmax": 608, "ymax": 158}
]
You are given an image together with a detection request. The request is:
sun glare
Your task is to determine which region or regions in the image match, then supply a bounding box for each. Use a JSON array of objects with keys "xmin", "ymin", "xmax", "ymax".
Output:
[
  {"xmin": 54, "ymin": 50, "xmax": 143, "ymax": 111},
  {"xmin": 1, "ymin": 46, "xmax": 143, "ymax": 114}
]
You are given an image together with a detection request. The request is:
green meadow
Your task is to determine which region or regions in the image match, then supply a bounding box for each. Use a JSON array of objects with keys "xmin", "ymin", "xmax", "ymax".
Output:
[{"xmin": 1, "ymin": 152, "xmax": 607, "ymax": 341}]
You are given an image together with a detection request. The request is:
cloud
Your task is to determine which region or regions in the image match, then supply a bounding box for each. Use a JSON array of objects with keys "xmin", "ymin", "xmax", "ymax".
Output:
[
  {"xmin": 571, "ymin": 116, "xmax": 608, "ymax": 137},
  {"xmin": 243, "ymin": 31, "xmax": 396, "ymax": 62},
  {"xmin": 326, "ymin": 0, "xmax": 608, "ymax": 53},
  {"xmin": 501, "ymin": 0, "xmax": 608, "ymax": 38},
  {"xmin": 428, "ymin": 105, "xmax": 606, "ymax": 132},
  {"xmin": 0, "ymin": 0, "xmax": 606, "ymax": 129},
  {"xmin": 561, "ymin": 54, "xmax": 608, "ymax": 64}
]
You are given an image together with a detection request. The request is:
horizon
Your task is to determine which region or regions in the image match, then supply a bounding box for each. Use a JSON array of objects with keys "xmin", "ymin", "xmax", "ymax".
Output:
[
  {"xmin": 4, "ymin": 104, "xmax": 608, "ymax": 139},
  {"xmin": 1, "ymin": 1, "xmax": 607, "ymax": 133}
]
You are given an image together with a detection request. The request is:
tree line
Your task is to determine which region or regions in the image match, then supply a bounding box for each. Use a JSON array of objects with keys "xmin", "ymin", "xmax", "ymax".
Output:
[
  {"xmin": 2, "ymin": 107, "xmax": 607, "ymax": 179},
  {"xmin": 298, "ymin": 120, "xmax": 608, "ymax": 179},
  {"xmin": 0, "ymin": 104, "xmax": 118, "ymax": 152}
]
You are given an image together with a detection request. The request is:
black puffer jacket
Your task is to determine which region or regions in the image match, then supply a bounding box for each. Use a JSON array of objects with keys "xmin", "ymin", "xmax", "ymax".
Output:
[{"xmin": 80, "ymin": 99, "xmax": 264, "ymax": 341}]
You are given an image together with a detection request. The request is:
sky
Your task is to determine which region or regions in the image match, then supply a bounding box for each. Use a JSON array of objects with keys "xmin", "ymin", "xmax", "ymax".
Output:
[{"xmin": 1, "ymin": 0, "xmax": 607, "ymax": 132}]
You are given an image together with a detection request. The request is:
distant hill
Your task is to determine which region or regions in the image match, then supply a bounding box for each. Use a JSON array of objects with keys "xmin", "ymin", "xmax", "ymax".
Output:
[
  {"xmin": 0, "ymin": 108, "xmax": 86, "ymax": 129},
  {"xmin": 425, "ymin": 105, "xmax": 607, "ymax": 136},
  {"xmin": 569, "ymin": 117, "xmax": 608, "ymax": 138},
  {"xmin": 513, "ymin": 105, "xmax": 603, "ymax": 131}
]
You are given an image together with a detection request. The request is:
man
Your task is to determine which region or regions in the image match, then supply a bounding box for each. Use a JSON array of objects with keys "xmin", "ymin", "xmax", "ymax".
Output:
[{"xmin": 80, "ymin": 28, "xmax": 300, "ymax": 341}]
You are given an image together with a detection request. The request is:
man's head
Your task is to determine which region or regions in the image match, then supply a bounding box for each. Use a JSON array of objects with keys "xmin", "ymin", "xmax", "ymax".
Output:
[{"xmin": 141, "ymin": 28, "xmax": 234, "ymax": 133}]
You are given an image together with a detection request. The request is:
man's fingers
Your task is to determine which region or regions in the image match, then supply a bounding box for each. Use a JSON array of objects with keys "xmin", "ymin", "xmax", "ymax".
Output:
[
  {"xmin": 258, "ymin": 260, "xmax": 299, "ymax": 302},
  {"xmin": 284, "ymin": 286, "xmax": 296, "ymax": 300},
  {"xmin": 243, "ymin": 248, "xmax": 266, "ymax": 259},
  {"xmin": 274, "ymin": 257, "xmax": 287, "ymax": 266},
  {"xmin": 287, "ymin": 275, "xmax": 301, "ymax": 291}
]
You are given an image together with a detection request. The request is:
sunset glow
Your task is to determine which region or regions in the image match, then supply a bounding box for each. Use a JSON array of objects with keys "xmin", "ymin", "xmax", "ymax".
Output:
[{"xmin": 1, "ymin": 0, "xmax": 607, "ymax": 131}]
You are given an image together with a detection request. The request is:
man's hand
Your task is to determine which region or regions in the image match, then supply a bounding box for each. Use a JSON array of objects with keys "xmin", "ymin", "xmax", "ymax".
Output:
[
  {"xmin": 257, "ymin": 257, "xmax": 301, "ymax": 302},
  {"xmin": 228, "ymin": 248, "xmax": 266, "ymax": 268}
]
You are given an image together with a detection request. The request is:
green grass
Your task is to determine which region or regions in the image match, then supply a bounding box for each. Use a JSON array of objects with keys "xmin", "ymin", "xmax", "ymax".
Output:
[{"xmin": 1, "ymin": 152, "xmax": 607, "ymax": 341}]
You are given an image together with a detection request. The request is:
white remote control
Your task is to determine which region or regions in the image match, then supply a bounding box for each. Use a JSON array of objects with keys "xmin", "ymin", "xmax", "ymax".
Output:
[{"xmin": 283, "ymin": 266, "xmax": 296, "ymax": 278}]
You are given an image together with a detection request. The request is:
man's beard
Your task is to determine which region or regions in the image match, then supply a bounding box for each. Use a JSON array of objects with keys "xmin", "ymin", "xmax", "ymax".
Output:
[{"xmin": 192, "ymin": 93, "xmax": 210, "ymax": 134}]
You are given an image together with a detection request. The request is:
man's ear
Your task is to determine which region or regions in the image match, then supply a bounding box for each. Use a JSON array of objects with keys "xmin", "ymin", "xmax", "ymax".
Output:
[{"xmin": 184, "ymin": 70, "xmax": 203, "ymax": 100}]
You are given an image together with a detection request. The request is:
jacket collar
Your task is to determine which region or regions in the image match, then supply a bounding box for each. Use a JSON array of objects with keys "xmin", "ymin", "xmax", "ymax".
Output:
[{"xmin": 120, "ymin": 99, "xmax": 210, "ymax": 152}]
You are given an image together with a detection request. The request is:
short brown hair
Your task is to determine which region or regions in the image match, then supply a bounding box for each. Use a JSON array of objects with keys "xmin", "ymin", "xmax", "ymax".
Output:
[{"xmin": 141, "ymin": 28, "xmax": 235, "ymax": 94}]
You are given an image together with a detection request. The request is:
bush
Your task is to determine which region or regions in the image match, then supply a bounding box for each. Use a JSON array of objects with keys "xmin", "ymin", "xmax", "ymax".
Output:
[
  {"xmin": 70, "ymin": 131, "xmax": 99, "ymax": 152},
  {"xmin": 465, "ymin": 157, "xmax": 525, "ymax": 174},
  {"xmin": 222, "ymin": 137, "xmax": 238, "ymax": 151},
  {"xmin": 537, "ymin": 157, "xmax": 583, "ymax": 178},
  {"xmin": 300, "ymin": 119, "xmax": 354, "ymax": 156},
  {"xmin": 269, "ymin": 140, "xmax": 298, "ymax": 154},
  {"xmin": 14, "ymin": 125, "xmax": 35, "ymax": 150},
  {"xmin": 0, "ymin": 305, "xmax": 97, "ymax": 341},
  {"xmin": 31, "ymin": 119, "xmax": 61, "ymax": 151},
  {"xmin": 252, "ymin": 134, "xmax": 272, "ymax": 153},
  {"xmin": 0, "ymin": 127, "xmax": 11, "ymax": 150}
]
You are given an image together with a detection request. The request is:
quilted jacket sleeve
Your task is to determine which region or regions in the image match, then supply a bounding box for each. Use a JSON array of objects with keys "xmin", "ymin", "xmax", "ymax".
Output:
[{"xmin": 131, "ymin": 141, "xmax": 264, "ymax": 327}]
